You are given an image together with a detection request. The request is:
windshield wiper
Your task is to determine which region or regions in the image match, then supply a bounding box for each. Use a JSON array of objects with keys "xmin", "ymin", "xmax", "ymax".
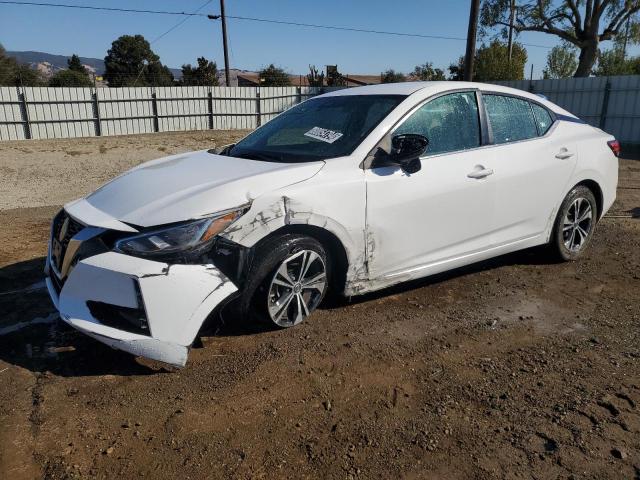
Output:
[{"xmin": 231, "ymin": 151, "xmax": 285, "ymax": 162}]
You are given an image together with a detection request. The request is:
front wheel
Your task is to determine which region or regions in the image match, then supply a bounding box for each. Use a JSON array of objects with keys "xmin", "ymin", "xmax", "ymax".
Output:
[
  {"xmin": 242, "ymin": 234, "xmax": 330, "ymax": 328},
  {"xmin": 549, "ymin": 185, "xmax": 598, "ymax": 261}
]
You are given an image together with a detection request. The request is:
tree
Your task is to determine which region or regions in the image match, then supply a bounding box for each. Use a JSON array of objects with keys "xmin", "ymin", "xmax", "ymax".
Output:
[
  {"xmin": 50, "ymin": 53, "xmax": 93, "ymax": 86},
  {"xmin": 381, "ymin": 69, "xmax": 407, "ymax": 83},
  {"xmin": 474, "ymin": 40, "xmax": 527, "ymax": 81},
  {"xmin": 481, "ymin": 0, "xmax": 640, "ymax": 77},
  {"xmin": 307, "ymin": 65, "xmax": 325, "ymax": 87},
  {"xmin": 448, "ymin": 56, "xmax": 466, "ymax": 80},
  {"xmin": 258, "ymin": 64, "xmax": 291, "ymax": 86},
  {"xmin": 67, "ymin": 54, "xmax": 87, "ymax": 74},
  {"xmin": 0, "ymin": 44, "xmax": 45, "ymax": 86},
  {"xmin": 412, "ymin": 62, "xmax": 446, "ymax": 81},
  {"xmin": 594, "ymin": 45, "xmax": 640, "ymax": 75},
  {"xmin": 104, "ymin": 34, "xmax": 174, "ymax": 87},
  {"xmin": 326, "ymin": 65, "xmax": 346, "ymax": 86},
  {"xmin": 543, "ymin": 43, "xmax": 578, "ymax": 78},
  {"xmin": 49, "ymin": 69, "xmax": 93, "ymax": 87},
  {"xmin": 181, "ymin": 57, "xmax": 219, "ymax": 86}
]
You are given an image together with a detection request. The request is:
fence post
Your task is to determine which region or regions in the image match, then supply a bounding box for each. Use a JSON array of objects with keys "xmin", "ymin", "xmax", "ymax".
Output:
[
  {"xmin": 599, "ymin": 78, "xmax": 611, "ymax": 130},
  {"xmin": 151, "ymin": 91, "xmax": 160, "ymax": 133},
  {"xmin": 17, "ymin": 87, "xmax": 32, "ymax": 140},
  {"xmin": 92, "ymin": 89, "xmax": 102, "ymax": 137},
  {"xmin": 207, "ymin": 90, "xmax": 214, "ymax": 129},
  {"xmin": 256, "ymin": 87, "xmax": 261, "ymax": 127},
  {"xmin": 296, "ymin": 86, "xmax": 302, "ymax": 105}
]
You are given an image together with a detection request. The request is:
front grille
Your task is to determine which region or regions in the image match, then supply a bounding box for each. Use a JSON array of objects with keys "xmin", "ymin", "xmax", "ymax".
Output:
[{"xmin": 50, "ymin": 210, "xmax": 85, "ymax": 278}]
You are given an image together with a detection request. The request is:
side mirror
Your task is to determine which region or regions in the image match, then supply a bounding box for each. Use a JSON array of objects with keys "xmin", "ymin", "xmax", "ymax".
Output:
[{"xmin": 390, "ymin": 134, "xmax": 428, "ymax": 173}]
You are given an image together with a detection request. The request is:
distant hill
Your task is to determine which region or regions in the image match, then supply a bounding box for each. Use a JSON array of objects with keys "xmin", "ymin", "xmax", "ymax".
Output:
[{"xmin": 7, "ymin": 50, "xmax": 182, "ymax": 78}]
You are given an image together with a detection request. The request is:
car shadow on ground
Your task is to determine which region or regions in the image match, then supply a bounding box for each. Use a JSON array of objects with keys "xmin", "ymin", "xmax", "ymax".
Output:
[
  {"xmin": 214, "ymin": 244, "xmax": 562, "ymax": 337},
  {"xmin": 0, "ymin": 246, "xmax": 562, "ymax": 375},
  {"xmin": 0, "ymin": 257, "xmax": 162, "ymax": 377}
]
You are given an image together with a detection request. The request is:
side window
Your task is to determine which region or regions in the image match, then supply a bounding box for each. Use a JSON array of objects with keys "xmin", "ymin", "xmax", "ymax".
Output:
[
  {"xmin": 530, "ymin": 103, "xmax": 554, "ymax": 136},
  {"xmin": 483, "ymin": 94, "xmax": 538, "ymax": 144},
  {"xmin": 394, "ymin": 92, "xmax": 480, "ymax": 156}
]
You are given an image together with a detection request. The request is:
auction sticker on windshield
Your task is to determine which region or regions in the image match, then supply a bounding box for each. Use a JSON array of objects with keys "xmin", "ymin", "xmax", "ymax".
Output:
[{"xmin": 304, "ymin": 126, "xmax": 344, "ymax": 144}]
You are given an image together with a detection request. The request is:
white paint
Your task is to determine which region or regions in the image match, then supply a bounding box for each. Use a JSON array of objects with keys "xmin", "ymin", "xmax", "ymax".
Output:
[
  {"xmin": 44, "ymin": 81, "xmax": 619, "ymax": 365},
  {"xmin": 85, "ymin": 150, "xmax": 325, "ymax": 228}
]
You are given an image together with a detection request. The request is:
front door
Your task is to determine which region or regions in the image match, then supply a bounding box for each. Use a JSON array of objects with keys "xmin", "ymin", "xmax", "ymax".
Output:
[{"xmin": 365, "ymin": 91, "xmax": 496, "ymax": 279}]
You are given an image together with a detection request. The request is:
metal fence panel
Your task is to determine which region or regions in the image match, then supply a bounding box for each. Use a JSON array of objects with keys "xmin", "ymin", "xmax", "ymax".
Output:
[
  {"xmin": 606, "ymin": 75, "xmax": 640, "ymax": 144},
  {"xmin": 98, "ymin": 87, "xmax": 155, "ymax": 137},
  {"xmin": 0, "ymin": 87, "xmax": 24, "ymax": 140},
  {"xmin": 23, "ymin": 87, "xmax": 95, "ymax": 139}
]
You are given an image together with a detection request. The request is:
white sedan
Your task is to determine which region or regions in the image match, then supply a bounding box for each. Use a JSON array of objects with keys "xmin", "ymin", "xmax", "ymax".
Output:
[{"xmin": 45, "ymin": 82, "xmax": 619, "ymax": 366}]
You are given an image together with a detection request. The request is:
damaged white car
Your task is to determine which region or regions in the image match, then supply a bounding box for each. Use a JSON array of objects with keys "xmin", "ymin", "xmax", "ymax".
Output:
[{"xmin": 45, "ymin": 82, "xmax": 619, "ymax": 367}]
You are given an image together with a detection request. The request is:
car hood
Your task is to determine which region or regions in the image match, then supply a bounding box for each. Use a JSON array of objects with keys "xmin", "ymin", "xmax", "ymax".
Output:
[{"xmin": 84, "ymin": 150, "xmax": 325, "ymax": 228}]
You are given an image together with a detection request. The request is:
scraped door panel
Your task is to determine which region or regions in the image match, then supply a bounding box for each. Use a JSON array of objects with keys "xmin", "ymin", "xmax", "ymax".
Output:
[{"xmin": 365, "ymin": 149, "xmax": 495, "ymax": 279}]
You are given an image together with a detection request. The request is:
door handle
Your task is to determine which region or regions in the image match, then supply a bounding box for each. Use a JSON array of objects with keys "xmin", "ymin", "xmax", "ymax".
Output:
[
  {"xmin": 555, "ymin": 149, "xmax": 575, "ymax": 160},
  {"xmin": 467, "ymin": 167, "xmax": 494, "ymax": 179}
]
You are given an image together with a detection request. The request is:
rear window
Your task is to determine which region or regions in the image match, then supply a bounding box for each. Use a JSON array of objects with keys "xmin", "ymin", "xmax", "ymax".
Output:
[
  {"xmin": 483, "ymin": 94, "xmax": 538, "ymax": 144},
  {"xmin": 530, "ymin": 103, "xmax": 554, "ymax": 135}
]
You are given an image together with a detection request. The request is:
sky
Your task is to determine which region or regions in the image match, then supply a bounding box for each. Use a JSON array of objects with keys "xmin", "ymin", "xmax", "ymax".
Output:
[{"xmin": 1, "ymin": 0, "xmax": 638, "ymax": 79}]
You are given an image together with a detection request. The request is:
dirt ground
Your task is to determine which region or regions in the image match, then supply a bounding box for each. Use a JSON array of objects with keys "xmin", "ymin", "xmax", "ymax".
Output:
[{"xmin": 0, "ymin": 131, "xmax": 639, "ymax": 480}]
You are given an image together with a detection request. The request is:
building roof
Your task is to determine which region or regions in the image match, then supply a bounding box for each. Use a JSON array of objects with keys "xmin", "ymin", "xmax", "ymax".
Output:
[{"xmin": 235, "ymin": 72, "xmax": 384, "ymax": 87}]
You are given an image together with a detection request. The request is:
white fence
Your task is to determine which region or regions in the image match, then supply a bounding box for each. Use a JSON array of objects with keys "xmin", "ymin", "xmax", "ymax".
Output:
[
  {"xmin": 1, "ymin": 78, "xmax": 639, "ymax": 146},
  {"xmin": 0, "ymin": 86, "xmax": 335, "ymax": 141},
  {"xmin": 494, "ymin": 75, "xmax": 640, "ymax": 147}
]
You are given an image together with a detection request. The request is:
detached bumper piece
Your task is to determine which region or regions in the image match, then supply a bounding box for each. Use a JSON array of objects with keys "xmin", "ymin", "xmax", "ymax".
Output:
[{"xmin": 46, "ymin": 251, "xmax": 237, "ymax": 367}]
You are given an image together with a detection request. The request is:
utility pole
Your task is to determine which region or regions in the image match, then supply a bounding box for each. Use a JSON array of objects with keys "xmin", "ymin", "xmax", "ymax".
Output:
[
  {"xmin": 507, "ymin": 0, "xmax": 516, "ymax": 64},
  {"xmin": 464, "ymin": 0, "xmax": 481, "ymax": 81},
  {"xmin": 220, "ymin": 0, "xmax": 231, "ymax": 86}
]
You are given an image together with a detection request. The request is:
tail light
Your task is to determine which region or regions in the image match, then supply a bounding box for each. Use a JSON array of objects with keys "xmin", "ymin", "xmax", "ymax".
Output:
[{"xmin": 607, "ymin": 139, "xmax": 621, "ymax": 157}]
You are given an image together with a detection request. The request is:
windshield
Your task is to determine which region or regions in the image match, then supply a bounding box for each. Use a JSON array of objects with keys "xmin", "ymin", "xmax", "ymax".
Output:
[{"xmin": 228, "ymin": 94, "xmax": 406, "ymax": 162}]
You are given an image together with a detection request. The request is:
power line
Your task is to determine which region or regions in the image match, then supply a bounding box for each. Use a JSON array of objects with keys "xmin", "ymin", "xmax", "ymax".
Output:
[
  {"xmin": 0, "ymin": 0, "xmax": 554, "ymax": 49},
  {"xmin": 225, "ymin": 15, "xmax": 553, "ymax": 48},
  {"xmin": 224, "ymin": 14, "xmax": 469, "ymax": 42},
  {"xmin": 0, "ymin": 1, "xmax": 209, "ymax": 16},
  {"xmin": 151, "ymin": 0, "xmax": 212, "ymax": 44},
  {"xmin": 134, "ymin": 1, "xmax": 213, "ymax": 86}
]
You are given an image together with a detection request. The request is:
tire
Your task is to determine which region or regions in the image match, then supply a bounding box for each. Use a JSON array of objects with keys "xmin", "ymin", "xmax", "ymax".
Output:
[
  {"xmin": 549, "ymin": 185, "xmax": 598, "ymax": 261},
  {"xmin": 240, "ymin": 233, "xmax": 331, "ymax": 328}
]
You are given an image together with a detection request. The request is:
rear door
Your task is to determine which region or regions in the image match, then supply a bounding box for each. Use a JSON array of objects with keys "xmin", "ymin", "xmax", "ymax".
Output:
[{"xmin": 481, "ymin": 93, "xmax": 577, "ymax": 246}]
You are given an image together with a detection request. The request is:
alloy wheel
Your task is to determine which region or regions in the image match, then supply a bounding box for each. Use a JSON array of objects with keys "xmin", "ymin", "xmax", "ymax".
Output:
[
  {"xmin": 267, "ymin": 249, "xmax": 327, "ymax": 327},
  {"xmin": 562, "ymin": 197, "xmax": 593, "ymax": 252}
]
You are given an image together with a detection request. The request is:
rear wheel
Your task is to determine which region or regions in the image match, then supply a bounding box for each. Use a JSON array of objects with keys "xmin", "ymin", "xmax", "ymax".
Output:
[
  {"xmin": 549, "ymin": 185, "xmax": 598, "ymax": 261},
  {"xmin": 242, "ymin": 234, "xmax": 330, "ymax": 328}
]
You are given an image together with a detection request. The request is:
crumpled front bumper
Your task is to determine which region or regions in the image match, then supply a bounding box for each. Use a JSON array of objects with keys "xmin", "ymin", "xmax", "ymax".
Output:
[{"xmin": 45, "ymin": 250, "xmax": 238, "ymax": 367}]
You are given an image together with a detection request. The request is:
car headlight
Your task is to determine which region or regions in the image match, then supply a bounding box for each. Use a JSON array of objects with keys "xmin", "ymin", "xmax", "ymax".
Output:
[{"xmin": 115, "ymin": 207, "xmax": 246, "ymax": 258}]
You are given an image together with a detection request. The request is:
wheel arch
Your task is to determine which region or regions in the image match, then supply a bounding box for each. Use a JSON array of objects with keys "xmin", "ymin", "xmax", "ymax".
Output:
[
  {"xmin": 250, "ymin": 224, "xmax": 349, "ymax": 294},
  {"xmin": 574, "ymin": 179, "xmax": 604, "ymax": 220}
]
